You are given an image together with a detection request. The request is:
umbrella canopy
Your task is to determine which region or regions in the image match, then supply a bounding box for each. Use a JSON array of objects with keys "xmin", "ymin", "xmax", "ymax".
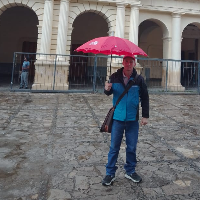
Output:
[{"xmin": 75, "ymin": 36, "xmax": 148, "ymax": 57}]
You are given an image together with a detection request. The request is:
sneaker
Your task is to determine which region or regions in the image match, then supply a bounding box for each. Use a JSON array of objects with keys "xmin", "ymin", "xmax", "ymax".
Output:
[
  {"xmin": 102, "ymin": 175, "xmax": 115, "ymax": 186},
  {"xmin": 125, "ymin": 172, "xmax": 142, "ymax": 183},
  {"xmin": 19, "ymin": 87, "xmax": 23, "ymax": 89},
  {"xmin": 25, "ymin": 87, "xmax": 28, "ymax": 89}
]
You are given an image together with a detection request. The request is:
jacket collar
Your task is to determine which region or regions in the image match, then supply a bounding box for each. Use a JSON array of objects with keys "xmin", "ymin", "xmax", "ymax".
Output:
[{"xmin": 115, "ymin": 67, "xmax": 137, "ymax": 85}]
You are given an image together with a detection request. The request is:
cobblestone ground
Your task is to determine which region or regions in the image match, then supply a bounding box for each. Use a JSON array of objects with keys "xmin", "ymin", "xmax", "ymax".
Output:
[{"xmin": 0, "ymin": 91, "xmax": 200, "ymax": 200}]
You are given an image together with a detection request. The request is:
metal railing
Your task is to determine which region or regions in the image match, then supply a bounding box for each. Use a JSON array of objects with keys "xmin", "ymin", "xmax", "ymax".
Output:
[{"xmin": 10, "ymin": 52, "xmax": 200, "ymax": 94}]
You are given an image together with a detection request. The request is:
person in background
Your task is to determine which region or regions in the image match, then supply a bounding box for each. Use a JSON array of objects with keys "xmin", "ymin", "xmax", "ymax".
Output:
[
  {"xmin": 102, "ymin": 55, "xmax": 149, "ymax": 186},
  {"xmin": 19, "ymin": 55, "xmax": 30, "ymax": 89}
]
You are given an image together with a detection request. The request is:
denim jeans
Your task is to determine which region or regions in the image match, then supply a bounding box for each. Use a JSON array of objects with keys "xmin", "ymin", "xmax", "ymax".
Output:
[
  {"xmin": 20, "ymin": 72, "xmax": 29, "ymax": 88},
  {"xmin": 106, "ymin": 119, "xmax": 139, "ymax": 176}
]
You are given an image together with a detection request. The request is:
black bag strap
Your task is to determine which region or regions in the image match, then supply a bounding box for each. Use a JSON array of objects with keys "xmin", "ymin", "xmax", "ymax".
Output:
[{"xmin": 114, "ymin": 74, "xmax": 139, "ymax": 109}]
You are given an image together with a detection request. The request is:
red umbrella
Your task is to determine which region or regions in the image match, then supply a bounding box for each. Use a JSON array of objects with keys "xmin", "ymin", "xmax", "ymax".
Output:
[{"xmin": 75, "ymin": 36, "xmax": 148, "ymax": 57}]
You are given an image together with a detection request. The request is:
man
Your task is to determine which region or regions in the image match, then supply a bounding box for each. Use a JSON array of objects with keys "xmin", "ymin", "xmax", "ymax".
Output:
[
  {"xmin": 19, "ymin": 55, "xmax": 30, "ymax": 89},
  {"xmin": 102, "ymin": 55, "xmax": 149, "ymax": 186}
]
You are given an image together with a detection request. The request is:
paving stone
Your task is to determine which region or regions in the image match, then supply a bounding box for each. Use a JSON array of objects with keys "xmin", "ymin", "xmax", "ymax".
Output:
[{"xmin": 0, "ymin": 92, "xmax": 200, "ymax": 199}]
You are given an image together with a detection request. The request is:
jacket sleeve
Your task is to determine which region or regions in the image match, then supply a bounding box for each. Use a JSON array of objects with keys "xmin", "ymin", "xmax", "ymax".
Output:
[
  {"xmin": 104, "ymin": 88, "xmax": 113, "ymax": 96},
  {"xmin": 139, "ymin": 77, "xmax": 149, "ymax": 118}
]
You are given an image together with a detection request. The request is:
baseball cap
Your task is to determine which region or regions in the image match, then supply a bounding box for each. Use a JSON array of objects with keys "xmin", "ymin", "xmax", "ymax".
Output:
[{"xmin": 123, "ymin": 55, "xmax": 135, "ymax": 61}]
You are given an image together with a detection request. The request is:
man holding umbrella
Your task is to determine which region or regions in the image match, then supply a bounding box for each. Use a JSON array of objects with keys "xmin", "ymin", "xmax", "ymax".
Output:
[
  {"xmin": 102, "ymin": 54, "xmax": 149, "ymax": 186},
  {"xmin": 75, "ymin": 36, "xmax": 149, "ymax": 185}
]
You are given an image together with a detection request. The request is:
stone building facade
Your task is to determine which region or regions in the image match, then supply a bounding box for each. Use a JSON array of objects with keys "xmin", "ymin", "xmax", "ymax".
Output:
[{"xmin": 0, "ymin": 0, "xmax": 200, "ymax": 90}]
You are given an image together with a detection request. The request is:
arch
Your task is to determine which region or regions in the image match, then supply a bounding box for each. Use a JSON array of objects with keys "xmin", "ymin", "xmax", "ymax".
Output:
[
  {"xmin": 181, "ymin": 20, "xmax": 200, "ymax": 60},
  {"xmin": 0, "ymin": 4, "xmax": 39, "ymax": 87},
  {"xmin": 69, "ymin": 11, "xmax": 109, "ymax": 86},
  {"xmin": 140, "ymin": 18, "xmax": 169, "ymax": 39},
  {"xmin": 181, "ymin": 22, "xmax": 200, "ymax": 61},
  {"xmin": 0, "ymin": 1, "xmax": 41, "ymax": 22},
  {"xmin": 139, "ymin": 22, "xmax": 160, "ymax": 43},
  {"xmin": 74, "ymin": 10, "xmax": 112, "ymax": 30},
  {"xmin": 139, "ymin": 19, "xmax": 168, "ymax": 59},
  {"xmin": 181, "ymin": 21, "xmax": 200, "ymax": 87},
  {"xmin": 68, "ymin": 2, "xmax": 115, "ymax": 33},
  {"xmin": 181, "ymin": 15, "xmax": 200, "ymax": 35},
  {"xmin": 0, "ymin": 6, "xmax": 39, "ymax": 61},
  {"xmin": 71, "ymin": 11, "xmax": 109, "ymax": 44}
]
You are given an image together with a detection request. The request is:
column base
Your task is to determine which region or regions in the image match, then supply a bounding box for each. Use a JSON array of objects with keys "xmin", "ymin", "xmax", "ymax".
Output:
[
  {"xmin": 167, "ymin": 84, "xmax": 185, "ymax": 91},
  {"xmin": 32, "ymin": 83, "xmax": 69, "ymax": 90}
]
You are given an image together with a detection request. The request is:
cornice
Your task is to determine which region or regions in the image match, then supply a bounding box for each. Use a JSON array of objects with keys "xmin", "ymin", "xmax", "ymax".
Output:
[
  {"xmin": 71, "ymin": 0, "xmax": 200, "ymax": 15},
  {"xmin": 139, "ymin": 5, "xmax": 200, "ymax": 16}
]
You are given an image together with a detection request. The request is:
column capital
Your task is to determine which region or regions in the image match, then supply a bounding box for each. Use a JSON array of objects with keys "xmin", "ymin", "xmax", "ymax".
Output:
[
  {"xmin": 130, "ymin": 1, "xmax": 142, "ymax": 8},
  {"xmin": 116, "ymin": 3, "xmax": 128, "ymax": 8},
  {"xmin": 44, "ymin": 0, "xmax": 54, "ymax": 3},
  {"xmin": 172, "ymin": 10, "xmax": 185, "ymax": 17}
]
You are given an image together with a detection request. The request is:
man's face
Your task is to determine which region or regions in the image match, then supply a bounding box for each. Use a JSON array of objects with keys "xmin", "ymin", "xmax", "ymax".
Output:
[
  {"xmin": 123, "ymin": 57, "xmax": 136, "ymax": 72},
  {"xmin": 24, "ymin": 57, "xmax": 27, "ymax": 61}
]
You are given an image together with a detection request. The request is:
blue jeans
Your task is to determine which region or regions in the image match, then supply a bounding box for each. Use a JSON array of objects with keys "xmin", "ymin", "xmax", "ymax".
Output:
[
  {"xmin": 20, "ymin": 72, "xmax": 29, "ymax": 88},
  {"xmin": 106, "ymin": 119, "xmax": 139, "ymax": 176}
]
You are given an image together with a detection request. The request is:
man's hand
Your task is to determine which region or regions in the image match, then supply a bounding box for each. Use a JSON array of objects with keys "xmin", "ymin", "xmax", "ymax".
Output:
[
  {"xmin": 140, "ymin": 117, "xmax": 148, "ymax": 126},
  {"xmin": 105, "ymin": 81, "xmax": 112, "ymax": 91}
]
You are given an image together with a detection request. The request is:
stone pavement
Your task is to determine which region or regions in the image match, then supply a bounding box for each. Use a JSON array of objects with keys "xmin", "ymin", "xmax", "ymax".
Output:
[{"xmin": 0, "ymin": 91, "xmax": 200, "ymax": 200}]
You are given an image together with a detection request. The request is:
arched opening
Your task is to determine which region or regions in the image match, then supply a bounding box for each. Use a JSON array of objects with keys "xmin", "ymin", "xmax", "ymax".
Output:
[
  {"xmin": 0, "ymin": 6, "xmax": 38, "ymax": 87},
  {"xmin": 139, "ymin": 20, "xmax": 164, "ymax": 58},
  {"xmin": 181, "ymin": 23, "xmax": 200, "ymax": 87},
  {"xmin": 139, "ymin": 20, "xmax": 164, "ymax": 87},
  {"xmin": 69, "ymin": 12, "xmax": 109, "ymax": 87}
]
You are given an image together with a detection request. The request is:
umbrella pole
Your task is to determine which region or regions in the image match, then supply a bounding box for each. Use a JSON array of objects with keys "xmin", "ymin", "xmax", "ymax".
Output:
[{"xmin": 109, "ymin": 54, "xmax": 112, "ymax": 82}]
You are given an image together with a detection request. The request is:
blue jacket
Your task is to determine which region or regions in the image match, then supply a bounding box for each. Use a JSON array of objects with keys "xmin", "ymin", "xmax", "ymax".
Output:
[{"xmin": 104, "ymin": 67, "xmax": 149, "ymax": 121}]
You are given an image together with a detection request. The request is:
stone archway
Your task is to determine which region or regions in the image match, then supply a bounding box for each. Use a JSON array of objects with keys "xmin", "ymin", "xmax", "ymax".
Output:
[
  {"xmin": 69, "ymin": 12, "xmax": 109, "ymax": 87},
  {"xmin": 139, "ymin": 19, "xmax": 169, "ymax": 59},
  {"xmin": 182, "ymin": 23, "xmax": 200, "ymax": 60},
  {"xmin": 181, "ymin": 23, "xmax": 200, "ymax": 87},
  {"xmin": 0, "ymin": 6, "xmax": 38, "ymax": 86},
  {"xmin": 139, "ymin": 19, "xmax": 169, "ymax": 88}
]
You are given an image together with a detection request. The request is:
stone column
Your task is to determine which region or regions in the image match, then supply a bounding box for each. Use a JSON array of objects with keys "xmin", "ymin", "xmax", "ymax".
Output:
[
  {"xmin": 129, "ymin": 2, "xmax": 141, "ymax": 46},
  {"xmin": 172, "ymin": 13, "xmax": 182, "ymax": 60},
  {"xmin": 168, "ymin": 12, "xmax": 185, "ymax": 91},
  {"xmin": 40, "ymin": 0, "xmax": 54, "ymax": 56},
  {"xmin": 162, "ymin": 37, "xmax": 171, "ymax": 87},
  {"xmin": 56, "ymin": 0, "xmax": 69, "ymax": 58},
  {"xmin": 108, "ymin": 3, "xmax": 126, "ymax": 79},
  {"xmin": 115, "ymin": 3, "xmax": 126, "ymax": 38},
  {"xmin": 53, "ymin": 0, "xmax": 70, "ymax": 90},
  {"xmin": 33, "ymin": 0, "xmax": 70, "ymax": 90},
  {"xmin": 128, "ymin": 1, "xmax": 142, "ymax": 73}
]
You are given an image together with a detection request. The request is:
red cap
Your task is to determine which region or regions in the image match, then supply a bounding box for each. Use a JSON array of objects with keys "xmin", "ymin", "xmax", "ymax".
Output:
[{"xmin": 123, "ymin": 55, "xmax": 135, "ymax": 61}]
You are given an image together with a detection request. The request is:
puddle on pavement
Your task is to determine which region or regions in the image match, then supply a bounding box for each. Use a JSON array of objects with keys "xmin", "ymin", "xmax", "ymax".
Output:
[{"xmin": 0, "ymin": 160, "xmax": 20, "ymax": 178}]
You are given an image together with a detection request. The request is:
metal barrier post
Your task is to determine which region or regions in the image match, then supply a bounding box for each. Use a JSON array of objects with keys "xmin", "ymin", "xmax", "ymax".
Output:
[
  {"xmin": 53, "ymin": 54, "xmax": 57, "ymax": 90},
  {"xmin": 198, "ymin": 61, "xmax": 200, "ymax": 95},
  {"xmin": 93, "ymin": 55, "xmax": 97, "ymax": 93},
  {"xmin": 11, "ymin": 52, "xmax": 16, "ymax": 90},
  {"xmin": 166, "ymin": 60, "xmax": 168, "ymax": 92}
]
